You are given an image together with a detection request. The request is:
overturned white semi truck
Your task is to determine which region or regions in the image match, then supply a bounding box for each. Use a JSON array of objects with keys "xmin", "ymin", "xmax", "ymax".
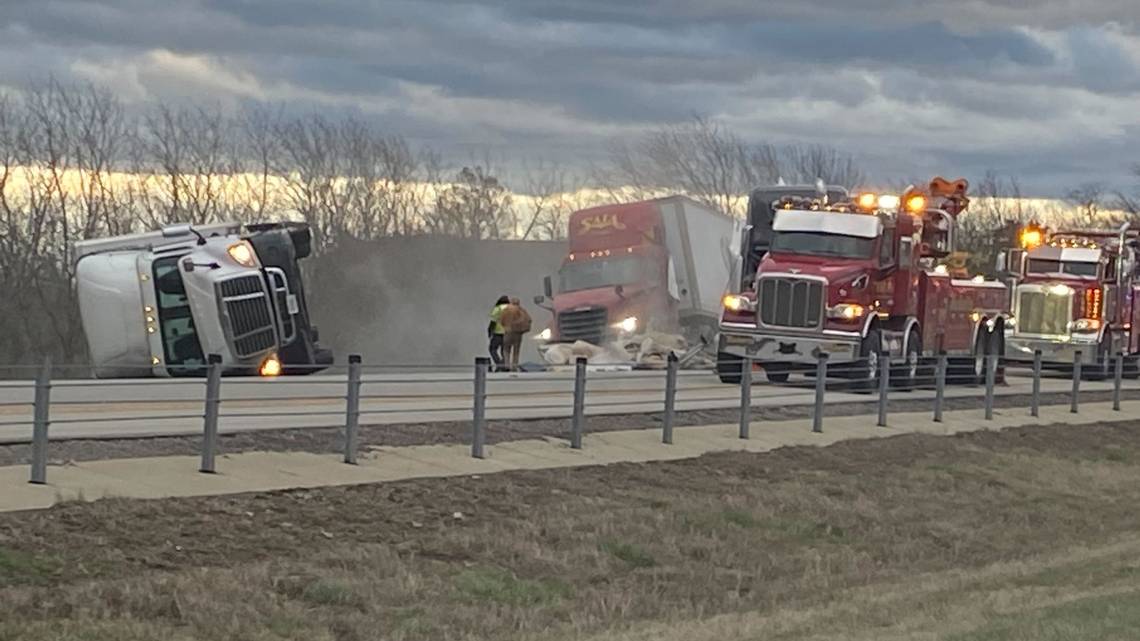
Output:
[{"xmin": 74, "ymin": 222, "xmax": 332, "ymax": 377}]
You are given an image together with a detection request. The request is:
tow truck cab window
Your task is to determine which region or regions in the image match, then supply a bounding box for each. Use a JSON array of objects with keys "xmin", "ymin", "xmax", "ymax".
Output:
[{"xmin": 1026, "ymin": 259, "xmax": 1098, "ymax": 277}]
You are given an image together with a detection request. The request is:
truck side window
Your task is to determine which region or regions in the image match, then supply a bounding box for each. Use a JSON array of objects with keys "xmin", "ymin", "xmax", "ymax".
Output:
[{"xmin": 879, "ymin": 229, "xmax": 895, "ymax": 267}]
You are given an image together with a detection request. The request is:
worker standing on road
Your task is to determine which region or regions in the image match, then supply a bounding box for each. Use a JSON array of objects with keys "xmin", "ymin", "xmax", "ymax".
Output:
[
  {"xmin": 488, "ymin": 295, "xmax": 509, "ymax": 371},
  {"xmin": 500, "ymin": 297, "xmax": 532, "ymax": 372}
]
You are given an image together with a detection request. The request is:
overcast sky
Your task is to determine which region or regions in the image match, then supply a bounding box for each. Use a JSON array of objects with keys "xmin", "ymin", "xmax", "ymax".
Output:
[{"xmin": 2, "ymin": 1, "xmax": 1139, "ymax": 195}]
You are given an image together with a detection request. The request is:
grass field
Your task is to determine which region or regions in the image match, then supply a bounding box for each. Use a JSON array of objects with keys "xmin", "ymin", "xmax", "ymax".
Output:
[{"xmin": 2, "ymin": 419, "xmax": 1140, "ymax": 640}]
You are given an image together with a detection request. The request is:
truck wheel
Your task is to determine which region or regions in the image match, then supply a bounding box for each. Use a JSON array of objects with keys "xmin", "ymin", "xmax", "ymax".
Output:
[
  {"xmin": 762, "ymin": 363, "xmax": 790, "ymax": 384},
  {"xmin": 717, "ymin": 351, "xmax": 743, "ymax": 385},
  {"xmin": 894, "ymin": 329, "xmax": 921, "ymax": 391},
  {"xmin": 989, "ymin": 325, "xmax": 1006, "ymax": 385},
  {"xmin": 1125, "ymin": 355, "xmax": 1140, "ymax": 380},
  {"xmin": 853, "ymin": 328, "xmax": 882, "ymax": 393},
  {"xmin": 971, "ymin": 332, "xmax": 986, "ymax": 385},
  {"xmin": 1088, "ymin": 336, "xmax": 1111, "ymax": 381}
]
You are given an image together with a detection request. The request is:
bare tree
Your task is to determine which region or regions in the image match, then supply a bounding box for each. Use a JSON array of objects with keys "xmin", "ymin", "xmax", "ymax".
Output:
[
  {"xmin": 1065, "ymin": 182, "xmax": 1110, "ymax": 227},
  {"xmin": 779, "ymin": 144, "xmax": 865, "ymax": 188},
  {"xmin": 604, "ymin": 116, "xmax": 782, "ymax": 215},
  {"xmin": 427, "ymin": 165, "xmax": 515, "ymax": 239},
  {"xmin": 955, "ymin": 171, "xmax": 1040, "ymax": 275},
  {"xmin": 517, "ymin": 159, "xmax": 578, "ymax": 241}
]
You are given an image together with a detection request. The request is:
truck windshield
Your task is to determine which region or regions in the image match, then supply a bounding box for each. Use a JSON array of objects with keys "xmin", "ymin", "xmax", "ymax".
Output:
[
  {"xmin": 152, "ymin": 257, "xmax": 206, "ymax": 375},
  {"xmin": 559, "ymin": 256, "xmax": 652, "ymax": 293},
  {"xmin": 1026, "ymin": 259, "xmax": 1098, "ymax": 277},
  {"xmin": 770, "ymin": 232, "xmax": 874, "ymax": 259}
]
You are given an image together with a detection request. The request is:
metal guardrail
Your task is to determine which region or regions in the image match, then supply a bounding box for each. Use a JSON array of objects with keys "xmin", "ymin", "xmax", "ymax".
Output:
[{"xmin": 2, "ymin": 345, "xmax": 1136, "ymax": 487}]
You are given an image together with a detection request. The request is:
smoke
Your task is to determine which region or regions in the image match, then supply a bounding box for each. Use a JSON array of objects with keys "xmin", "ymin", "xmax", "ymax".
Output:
[{"xmin": 307, "ymin": 236, "xmax": 566, "ymax": 366}]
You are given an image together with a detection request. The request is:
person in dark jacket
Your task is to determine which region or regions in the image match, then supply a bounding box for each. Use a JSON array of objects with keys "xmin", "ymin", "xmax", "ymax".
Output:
[{"xmin": 488, "ymin": 295, "xmax": 509, "ymax": 371}]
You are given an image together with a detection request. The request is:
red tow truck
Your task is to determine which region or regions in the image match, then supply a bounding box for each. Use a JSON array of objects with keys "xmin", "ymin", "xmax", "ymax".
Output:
[
  {"xmin": 717, "ymin": 177, "xmax": 1008, "ymax": 386},
  {"xmin": 1001, "ymin": 222, "xmax": 1140, "ymax": 377}
]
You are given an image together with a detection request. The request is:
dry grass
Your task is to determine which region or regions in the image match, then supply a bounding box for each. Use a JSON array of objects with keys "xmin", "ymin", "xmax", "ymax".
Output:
[{"xmin": 2, "ymin": 420, "xmax": 1140, "ymax": 640}]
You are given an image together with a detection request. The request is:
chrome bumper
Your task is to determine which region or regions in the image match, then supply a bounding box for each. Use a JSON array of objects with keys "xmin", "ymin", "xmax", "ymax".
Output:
[
  {"xmin": 1004, "ymin": 331, "xmax": 1099, "ymax": 365},
  {"xmin": 719, "ymin": 325, "xmax": 860, "ymax": 364}
]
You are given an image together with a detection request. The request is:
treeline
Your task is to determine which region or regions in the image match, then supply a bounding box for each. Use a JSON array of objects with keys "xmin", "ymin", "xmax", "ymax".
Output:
[{"xmin": 0, "ymin": 77, "xmax": 1135, "ymax": 367}]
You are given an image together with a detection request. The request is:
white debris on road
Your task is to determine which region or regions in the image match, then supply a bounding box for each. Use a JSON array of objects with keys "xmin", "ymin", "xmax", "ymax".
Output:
[{"xmin": 539, "ymin": 332, "xmax": 711, "ymax": 369}]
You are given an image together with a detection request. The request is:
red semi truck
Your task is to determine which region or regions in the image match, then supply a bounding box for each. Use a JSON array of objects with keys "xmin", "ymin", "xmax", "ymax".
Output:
[
  {"xmin": 717, "ymin": 178, "xmax": 1008, "ymax": 386},
  {"xmin": 1001, "ymin": 222, "xmax": 1140, "ymax": 377},
  {"xmin": 534, "ymin": 196, "xmax": 740, "ymax": 353}
]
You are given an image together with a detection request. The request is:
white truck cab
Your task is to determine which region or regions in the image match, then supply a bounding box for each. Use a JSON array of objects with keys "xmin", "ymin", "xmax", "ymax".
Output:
[{"xmin": 75, "ymin": 222, "xmax": 327, "ymax": 377}]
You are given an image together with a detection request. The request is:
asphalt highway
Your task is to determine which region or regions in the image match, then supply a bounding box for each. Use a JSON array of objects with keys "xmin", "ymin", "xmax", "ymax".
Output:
[{"xmin": 0, "ymin": 367, "xmax": 1125, "ymax": 443}]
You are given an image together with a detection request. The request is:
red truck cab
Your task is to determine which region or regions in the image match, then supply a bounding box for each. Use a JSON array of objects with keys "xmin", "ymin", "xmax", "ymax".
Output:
[
  {"xmin": 1003, "ymin": 224, "xmax": 1140, "ymax": 375},
  {"xmin": 535, "ymin": 197, "xmax": 738, "ymax": 353}
]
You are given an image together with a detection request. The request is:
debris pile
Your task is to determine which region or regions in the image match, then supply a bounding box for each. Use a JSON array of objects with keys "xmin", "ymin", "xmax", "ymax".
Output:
[{"xmin": 539, "ymin": 332, "xmax": 712, "ymax": 369}]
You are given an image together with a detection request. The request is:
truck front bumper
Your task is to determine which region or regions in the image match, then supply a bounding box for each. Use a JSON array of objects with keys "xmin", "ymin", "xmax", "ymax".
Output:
[
  {"xmin": 1003, "ymin": 331, "xmax": 1099, "ymax": 365},
  {"xmin": 719, "ymin": 324, "xmax": 860, "ymax": 364}
]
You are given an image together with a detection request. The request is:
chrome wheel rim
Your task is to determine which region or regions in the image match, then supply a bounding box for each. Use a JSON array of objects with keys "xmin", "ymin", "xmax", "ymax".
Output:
[{"xmin": 866, "ymin": 349, "xmax": 879, "ymax": 382}]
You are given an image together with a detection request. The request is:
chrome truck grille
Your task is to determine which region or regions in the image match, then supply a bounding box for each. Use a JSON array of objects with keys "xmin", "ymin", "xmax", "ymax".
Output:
[
  {"xmin": 558, "ymin": 307, "xmax": 607, "ymax": 344},
  {"xmin": 218, "ymin": 275, "xmax": 277, "ymax": 357},
  {"xmin": 758, "ymin": 277, "xmax": 824, "ymax": 329},
  {"xmin": 1016, "ymin": 288, "xmax": 1072, "ymax": 336}
]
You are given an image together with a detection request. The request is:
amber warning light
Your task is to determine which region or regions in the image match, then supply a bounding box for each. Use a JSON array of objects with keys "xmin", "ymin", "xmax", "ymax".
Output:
[{"xmin": 1019, "ymin": 225, "xmax": 1045, "ymax": 249}]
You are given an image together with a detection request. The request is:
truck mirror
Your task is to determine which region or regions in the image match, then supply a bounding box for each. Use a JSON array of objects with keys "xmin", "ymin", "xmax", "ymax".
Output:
[
  {"xmin": 543, "ymin": 275, "xmax": 553, "ymax": 298},
  {"xmin": 995, "ymin": 251, "xmax": 1007, "ymax": 274},
  {"xmin": 1006, "ymin": 248, "xmax": 1024, "ymax": 274}
]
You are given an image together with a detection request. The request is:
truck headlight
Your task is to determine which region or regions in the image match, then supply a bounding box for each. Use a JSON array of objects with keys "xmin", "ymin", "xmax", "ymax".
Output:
[
  {"xmin": 535, "ymin": 327, "xmax": 552, "ymax": 341},
  {"xmin": 259, "ymin": 354, "xmax": 282, "ymax": 377},
  {"xmin": 1072, "ymin": 318, "xmax": 1101, "ymax": 332},
  {"xmin": 723, "ymin": 294, "xmax": 756, "ymax": 312},
  {"xmin": 227, "ymin": 241, "xmax": 257, "ymax": 268},
  {"xmin": 827, "ymin": 303, "xmax": 865, "ymax": 320},
  {"xmin": 613, "ymin": 316, "xmax": 639, "ymax": 333}
]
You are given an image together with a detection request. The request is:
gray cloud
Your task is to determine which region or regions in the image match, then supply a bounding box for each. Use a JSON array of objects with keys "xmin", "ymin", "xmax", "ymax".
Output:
[{"xmin": 0, "ymin": 1, "xmax": 1138, "ymax": 194}]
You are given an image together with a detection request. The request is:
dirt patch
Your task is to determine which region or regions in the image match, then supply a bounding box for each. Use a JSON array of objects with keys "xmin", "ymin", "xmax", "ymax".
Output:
[
  {"xmin": 1, "ymin": 419, "xmax": 1140, "ymax": 639},
  {"xmin": 0, "ymin": 387, "xmax": 1135, "ymax": 466}
]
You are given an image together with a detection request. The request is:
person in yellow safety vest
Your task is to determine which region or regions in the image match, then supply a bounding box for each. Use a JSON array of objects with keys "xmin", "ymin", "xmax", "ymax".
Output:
[{"xmin": 487, "ymin": 295, "xmax": 509, "ymax": 372}]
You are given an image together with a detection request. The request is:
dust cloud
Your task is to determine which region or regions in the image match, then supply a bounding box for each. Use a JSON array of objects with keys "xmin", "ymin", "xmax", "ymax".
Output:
[{"xmin": 307, "ymin": 236, "xmax": 566, "ymax": 366}]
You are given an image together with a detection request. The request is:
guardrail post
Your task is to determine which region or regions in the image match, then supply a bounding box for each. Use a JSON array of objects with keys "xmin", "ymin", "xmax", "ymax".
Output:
[
  {"xmin": 570, "ymin": 357, "xmax": 586, "ymax": 449},
  {"xmin": 662, "ymin": 353, "xmax": 678, "ymax": 444},
  {"xmin": 200, "ymin": 354, "xmax": 222, "ymax": 473},
  {"xmin": 1113, "ymin": 352, "xmax": 1123, "ymax": 412},
  {"xmin": 877, "ymin": 351, "xmax": 889, "ymax": 427},
  {"xmin": 812, "ymin": 353, "xmax": 827, "ymax": 433},
  {"xmin": 29, "ymin": 357, "xmax": 52, "ymax": 485},
  {"xmin": 738, "ymin": 357, "xmax": 752, "ymax": 439},
  {"xmin": 1031, "ymin": 349, "xmax": 1042, "ymax": 417},
  {"xmin": 344, "ymin": 354, "xmax": 362, "ymax": 464},
  {"xmin": 933, "ymin": 351, "xmax": 946, "ymax": 423},
  {"xmin": 472, "ymin": 357, "xmax": 489, "ymax": 458},
  {"xmin": 984, "ymin": 354, "xmax": 996, "ymax": 421},
  {"xmin": 1070, "ymin": 350, "xmax": 1082, "ymax": 414}
]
